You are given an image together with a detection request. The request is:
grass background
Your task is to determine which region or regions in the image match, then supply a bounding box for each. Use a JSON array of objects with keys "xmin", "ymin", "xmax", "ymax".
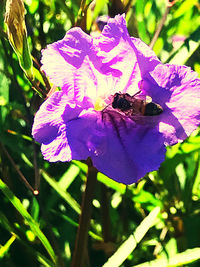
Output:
[{"xmin": 0, "ymin": 0, "xmax": 200, "ymax": 266}]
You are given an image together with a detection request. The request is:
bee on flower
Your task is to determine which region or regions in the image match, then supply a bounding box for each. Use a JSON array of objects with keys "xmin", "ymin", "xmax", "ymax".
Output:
[{"xmin": 32, "ymin": 15, "xmax": 200, "ymax": 184}]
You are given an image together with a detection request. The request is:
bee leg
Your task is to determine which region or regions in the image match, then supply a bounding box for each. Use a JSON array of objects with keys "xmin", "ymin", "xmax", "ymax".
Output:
[{"xmin": 132, "ymin": 90, "xmax": 141, "ymax": 97}]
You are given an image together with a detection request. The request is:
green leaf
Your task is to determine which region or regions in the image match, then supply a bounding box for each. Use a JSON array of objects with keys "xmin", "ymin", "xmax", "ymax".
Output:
[
  {"xmin": 169, "ymin": 41, "xmax": 199, "ymax": 65},
  {"xmin": 44, "ymin": 164, "xmax": 80, "ymax": 209},
  {"xmin": 173, "ymin": 0, "xmax": 198, "ymax": 18},
  {"xmin": 134, "ymin": 247, "xmax": 200, "ymax": 267},
  {"xmin": 168, "ymin": 27, "xmax": 200, "ymax": 65},
  {"xmin": 102, "ymin": 207, "xmax": 160, "ymax": 267},
  {"xmin": 97, "ymin": 172, "xmax": 126, "ymax": 194},
  {"xmin": 93, "ymin": 0, "xmax": 108, "ymax": 19},
  {"xmin": 0, "ymin": 71, "xmax": 9, "ymax": 106},
  {"xmin": 51, "ymin": 210, "xmax": 103, "ymax": 241},
  {"xmin": 41, "ymin": 170, "xmax": 81, "ymax": 214},
  {"xmin": 0, "ymin": 234, "xmax": 17, "ymax": 258},
  {"xmin": 57, "ymin": 164, "xmax": 80, "ymax": 190},
  {"xmin": 0, "ymin": 178, "xmax": 56, "ymax": 264},
  {"xmin": 73, "ymin": 161, "xmax": 126, "ymax": 194},
  {"xmin": 135, "ymin": 0, "xmax": 150, "ymax": 43},
  {"xmin": 160, "ymin": 238, "xmax": 177, "ymax": 258},
  {"xmin": 0, "ymin": 211, "xmax": 15, "ymax": 233},
  {"xmin": 0, "ymin": 71, "xmax": 10, "ymax": 127},
  {"xmin": 25, "ymin": 0, "xmax": 39, "ymax": 14},
  {"xmin": 20, "ymin": 154, "xmax": 81, "ymax": 214},
  {"xmin": 180, "ymin": 136, "xmax": 200, "ymax": 154},
  {"xmin": 132, "ymin": 190, "xmax": 162, "ymax": 208}
]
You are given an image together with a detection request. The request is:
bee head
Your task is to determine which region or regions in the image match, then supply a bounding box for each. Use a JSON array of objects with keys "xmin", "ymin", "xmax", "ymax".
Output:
[{"xmin": 112, "ymin": 93, "xmax": 131, "ymax": 111}]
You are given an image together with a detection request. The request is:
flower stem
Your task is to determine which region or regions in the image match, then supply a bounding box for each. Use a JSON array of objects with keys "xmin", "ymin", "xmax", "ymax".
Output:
[
  {"xmin": 71, "ymin": 158, "xmax": 98, "ymax": 267},
  {"xmin": 29, "ymin": 78, "xmax": 46, "ymax": 98},
  {"xmin": 32, "ymin": 57, "xmax": 51, "ymax": 93},
  {"xmin": 100, "ymin": 184, "xmax": 112, "ymax": 242},
  {"xmin": 149, "ymin": 6, "xmax": 170, "ymax": 49},
  {"xmin": 0, "ymin": 142, "xmax": 36, "ymax": 194},
  {"xmin": 149, "ymin": 1, "xmax": 176, "ymax": 49},
  {"xmin": 33, "ymin": 142, "xmax": 40, "ymax": 195},
  {"xmin": 149, "ymin": 0, "xmax": 177, "ymax": 50},
  {"xmin": 75, "ymin": 0, "xmax": 86, "ymax": 27}
]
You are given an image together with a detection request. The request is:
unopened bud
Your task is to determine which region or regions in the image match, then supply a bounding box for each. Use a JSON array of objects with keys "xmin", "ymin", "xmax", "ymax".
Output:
[{"xmin": 5, "ymin": 0, "xmax": 34, "ymax": 80}]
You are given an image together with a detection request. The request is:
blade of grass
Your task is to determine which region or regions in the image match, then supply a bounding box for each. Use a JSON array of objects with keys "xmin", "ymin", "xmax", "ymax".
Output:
[
  {"xmin": 0, "ymin": 211, "xmax": 54, "ymax": 267},
  {"xmin": 0, "ymin": 234, "xmax": 17, "ymax": 258},
  {"xmin": 169, "ymin": 42, "xmax": 199, "ymax": 65},
  {"xmin": 135, "ymin": 0, "xmax": 149, "ymax": 44},
  {"xmin": 7, "ymin": 129, "xmax": 33, "ymax": 141},
  {"xmin": 165, "ymin": 27, "xmax": 200, "ymax": 64},
  {"xmin": 74, "ymin": 161, "xmax": 126, "ymax": 194},
  {"xmin": 0, "ymin": 211, "xmax": 15, "ymax": 233},
  {"xmin": 46, "ymin": 164, "xmax": 80, "ymax": 209},
  {"xmin": 0, "ymin": 178, "xmax": 56, "ymax": 264},
  {"xmin": 50, "ymin": 210, "xmax": 103, "ymax": 241},
  {"xmin": 102, "ymin": 207, "xmax": 160, "ymax": 267},
  {"xmin": 20, "ymin": 153, "xmax": 81, "ymax": 214},
  {"xmin": 97, "ymin": 172, "xmax": 126, "ymax": 194},
  {"xmin": 41, "ymin": 170, "xmax": 81, "ymax": 214},
  {"xmin": 134, "ymin": 247, "xmax": 200, "ymax": 267},
  {"xmin": 36, "ymin": 251, "xmax": 55, "ymax": 267},
  {"xmin": 1, "ymin": 143, "xmax": 35, "ymax": 194},
  {"xmin": 57, "ymin": 164, "xmax": 80, "ymax": 190}
]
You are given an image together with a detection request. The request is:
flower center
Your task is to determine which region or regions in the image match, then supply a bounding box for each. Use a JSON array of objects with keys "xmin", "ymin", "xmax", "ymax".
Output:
[{"xmin": 94, "ymin": 96, "xmax": 108, "ymax": 111}]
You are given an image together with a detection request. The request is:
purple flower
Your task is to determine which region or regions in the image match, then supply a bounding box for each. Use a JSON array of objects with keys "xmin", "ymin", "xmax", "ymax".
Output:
[{"xmin": 32, "ymin": 15, "xmax": 200, "ymax": 184}]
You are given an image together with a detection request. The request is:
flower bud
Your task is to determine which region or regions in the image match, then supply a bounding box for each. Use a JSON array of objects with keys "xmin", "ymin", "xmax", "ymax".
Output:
[{"xmin": 4, "ymin": 0, "xmax": 34, "ymax": 80}]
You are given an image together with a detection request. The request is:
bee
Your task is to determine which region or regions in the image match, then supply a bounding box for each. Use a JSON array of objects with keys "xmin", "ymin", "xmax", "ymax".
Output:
[{"xmin": 111, "ymin": 92, "xmax": 163, "ymax": 116}]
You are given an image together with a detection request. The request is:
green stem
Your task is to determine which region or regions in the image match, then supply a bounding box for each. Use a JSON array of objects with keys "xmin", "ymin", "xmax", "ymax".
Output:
[
  {"xmin": 0, "ymin": 143, "xmax": 35, "ymax": 194},
  {"xmin": 32, "ymin": 57, "xmax": 51, "ymax": 93},
  {"xmin": 33, "ymin": 142, "xmax": 40, "ymax": 195},
  {"xmin": 100, "ymin": 184, "xmax": 112, "ymax": 242},
  {"xmin": 71, "ymin": 158, "xmax": 98, "ymax": 267},
  {"xmin": 28, "ymin": 78, "xmax": 46, "ymax": 98},
  {"xmin": 149, "ymin": 6, "xmax": 170, "ymax": 49}
]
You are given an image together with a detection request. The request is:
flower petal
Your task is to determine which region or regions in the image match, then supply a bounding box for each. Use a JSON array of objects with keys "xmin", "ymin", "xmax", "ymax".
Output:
[
  {"xmin": 32, "ymin": 91, "xmax": 93, "ymax": 161},
  {"xmin": 90, "ymin": 111, "xmax": 166, "ymax": 184},
  {"xmin": 142, "ymin": 64, "xmax": 200, "ymax": 145},
  {"xmin": 67, "ymin": 110, "xmax": 166, "ymax": 184},
  {"xmin": 131, "ymin": 37, "xmax": 160, "ymax": 76},
  {"xmin": 32, "ymin": 91, "xmax": 166, "ymax": 184},
  {"xmin": 41, "ymin": 28, "xmax": 96, "ymax": 101},
  {"xmin": 41, "ymin": 15, "xmax": 146, "ymax": 103}
]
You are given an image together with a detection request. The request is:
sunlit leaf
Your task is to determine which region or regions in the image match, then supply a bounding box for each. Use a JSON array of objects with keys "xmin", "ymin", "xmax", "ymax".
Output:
[
  {"xmin": 93, "ymin": 0, "xmax": 108, "ymax": 19},
  {"xmin": 173, "ymin": 0, "xmax": 198, "ymax": 18},
  {"xmin": 0, "ymin": 71, "xmax": 10, "ymax": 125},
  {"xmin": 102, "ymin": 207, "xmax": 160, "ymax": 267},
  {"xmin": 0, "ymin": 234, "xmax": 17, "ymax": 258},
  {"xmin": 132, "ymin": 190, "xmax": 162, "ymax": 208},
  {"xmin": 25, "ymin": 0, "xmax": 39, "ymax": 14},
  {"xmin": 135, "ymin": 0, "xmax": 150, "ymax": 43},
  {"xmin": 41, "ymin": 170, "xmax": 81, "ymax": 214},
  {"xmin": 0, "ymin": 178, "xmax": 56, "ymax": 264},
  {"xmin": 97, "ymin": 172, "xmax": 126, "ymax": 194},
  {"xmin": 134, "ymin": 247, "xmax": 200, "ymax": 267}
]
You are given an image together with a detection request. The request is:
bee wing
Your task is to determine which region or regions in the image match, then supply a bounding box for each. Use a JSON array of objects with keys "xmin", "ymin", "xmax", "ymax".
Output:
[
  {"xmin": 133, "ymin": 94, "xmax": 152, "ymax": 103},
  {"xmin": 145, "ymin": 95, "xmax": 152, "ymax": 103}
]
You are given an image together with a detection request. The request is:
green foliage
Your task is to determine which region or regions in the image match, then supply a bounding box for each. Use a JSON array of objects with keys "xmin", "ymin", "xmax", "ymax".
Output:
[
  {"xmin": 0, "ymin": 0, "xmax": 200, "ymax": 266},
  {"xmin": 0, "ymin": 179, "xmax": 56, "ymax": 264}
]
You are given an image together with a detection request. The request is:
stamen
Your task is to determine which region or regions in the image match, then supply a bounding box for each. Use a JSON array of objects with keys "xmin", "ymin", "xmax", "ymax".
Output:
[{"xmin": 94, "ymin": 97, "xmax": 107, "ymax": 111}]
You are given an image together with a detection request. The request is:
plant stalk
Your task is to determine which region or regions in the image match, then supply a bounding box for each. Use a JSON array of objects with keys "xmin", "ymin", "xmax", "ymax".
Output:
[{"xmin": 71, "ymin": 158, "xmax": 98, "ymax": 267}]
